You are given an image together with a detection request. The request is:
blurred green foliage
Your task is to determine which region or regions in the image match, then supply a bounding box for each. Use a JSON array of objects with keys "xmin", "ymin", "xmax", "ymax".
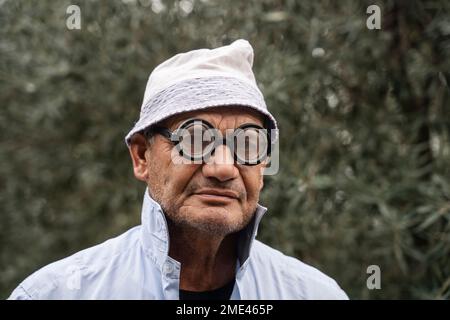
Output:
[{"xmin": 1, "ymin": 0, "xmax": 449, "ymax": 299}]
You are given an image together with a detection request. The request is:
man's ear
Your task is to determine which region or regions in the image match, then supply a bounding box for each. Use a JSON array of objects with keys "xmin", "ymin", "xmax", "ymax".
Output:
[{"xmin": 128, "ymin": 134, "xmax": 150, "ymax": 182}]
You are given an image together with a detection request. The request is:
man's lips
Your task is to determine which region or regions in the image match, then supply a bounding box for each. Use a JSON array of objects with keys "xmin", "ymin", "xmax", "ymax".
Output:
[{"xmin": 193, "ymin": 188, "xmax": 239, "ymax": 202}]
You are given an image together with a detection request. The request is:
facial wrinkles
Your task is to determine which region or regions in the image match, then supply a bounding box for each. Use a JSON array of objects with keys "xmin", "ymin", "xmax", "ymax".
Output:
[
  {"xmin": 152, "ymin": 109, "xmax": 264, "ymax": 203},
  {"xmin": 166, "ymin": 108, "xmax": 263, "ymax": 133},
  {"xmin": 189, "ymin": 115, "xmax": 250, "ymax": 199}
]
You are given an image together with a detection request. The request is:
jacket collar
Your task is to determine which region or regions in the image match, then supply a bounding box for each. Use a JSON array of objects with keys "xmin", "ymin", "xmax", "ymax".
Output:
[{"xmin": 139, "ymin": 187, "xmax": 267, "ymax": 271}]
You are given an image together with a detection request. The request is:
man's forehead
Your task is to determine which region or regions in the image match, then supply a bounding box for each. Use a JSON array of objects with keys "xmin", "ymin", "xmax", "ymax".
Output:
[{"xmin": 162, "ymin": 106, "xmax": 265, "ymax": 130}]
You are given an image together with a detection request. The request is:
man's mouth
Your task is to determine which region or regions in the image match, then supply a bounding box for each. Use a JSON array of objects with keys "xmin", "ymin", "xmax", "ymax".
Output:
[{"xmin": 193, "ymin": 188, "xmax": 239, "ymax": 203}]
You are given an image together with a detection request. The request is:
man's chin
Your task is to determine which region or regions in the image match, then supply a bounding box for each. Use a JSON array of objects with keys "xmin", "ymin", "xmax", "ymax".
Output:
[
  {"xmin": 179, "ymin": 206, "xmax": 244, "ymax": 235},
  {"xmin": 191, "ymin": 222, "xmax": 236, "ymax": 236}
]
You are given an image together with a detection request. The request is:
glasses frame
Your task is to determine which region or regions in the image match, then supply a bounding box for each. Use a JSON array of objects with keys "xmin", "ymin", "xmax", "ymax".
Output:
[{"xmin": 143, "ymin": 118, "xmax": 272, "ymax": 166}]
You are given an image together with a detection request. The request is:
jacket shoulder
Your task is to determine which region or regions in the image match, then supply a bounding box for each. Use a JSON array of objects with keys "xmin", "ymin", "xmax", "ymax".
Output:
[
  {"xmin": 8, "ymin": 226, "xmax": 142, "ymax": 300},
  {"xmin": 249, "ymin": 240, "xmax": 349, "ymax": 299}
]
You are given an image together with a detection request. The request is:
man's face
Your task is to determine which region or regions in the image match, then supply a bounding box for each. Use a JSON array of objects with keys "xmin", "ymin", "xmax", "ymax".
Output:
[{"xmin": 133, "ymin": 106, "xmax": 266, "ymax": 236}]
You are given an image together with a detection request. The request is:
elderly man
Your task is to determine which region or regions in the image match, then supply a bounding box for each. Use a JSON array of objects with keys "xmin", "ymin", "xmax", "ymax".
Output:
[{"xmin": 9, "ymin": 40, "xmax": 348, "ymax": 300}]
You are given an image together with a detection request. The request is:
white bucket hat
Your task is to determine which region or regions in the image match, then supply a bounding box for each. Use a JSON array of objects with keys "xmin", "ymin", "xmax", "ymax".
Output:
[{"xmin": 124, "ymin": 39, "xmax": 278, "ymax": 146}]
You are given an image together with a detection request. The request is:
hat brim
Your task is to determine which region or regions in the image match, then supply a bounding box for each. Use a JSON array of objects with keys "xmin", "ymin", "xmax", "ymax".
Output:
[{"xmin": 125, "ymin": 76, "xmax": 278, "ymax": 146}]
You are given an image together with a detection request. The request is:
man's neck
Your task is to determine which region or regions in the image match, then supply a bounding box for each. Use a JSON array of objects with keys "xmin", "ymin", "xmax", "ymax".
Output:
[{"xmin": 167, "ymin": 222, "xmax": 238, "ymax": 292}]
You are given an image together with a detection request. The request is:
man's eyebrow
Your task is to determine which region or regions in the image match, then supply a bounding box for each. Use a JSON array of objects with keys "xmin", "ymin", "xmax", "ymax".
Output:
[
  {"xmin": 168, "ymin": 116, "xmax": 207, "ymax": 130},
  {"xmin": 168, "ymin": 116, "xmax": 264, "ymax": 131},
  {"xmin": 239, "ymin": 121, "xmax": 263, "ymax": 127}
]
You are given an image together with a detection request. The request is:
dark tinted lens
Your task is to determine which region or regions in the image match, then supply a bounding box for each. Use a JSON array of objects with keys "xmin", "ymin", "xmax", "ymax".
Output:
[
  {"xmin": 179, "ymin": 121, "xmax": 215, "ymax": 158},
  {"xmin": 234, "ymin": 127, "xmax": 268, "ymax": 164}
]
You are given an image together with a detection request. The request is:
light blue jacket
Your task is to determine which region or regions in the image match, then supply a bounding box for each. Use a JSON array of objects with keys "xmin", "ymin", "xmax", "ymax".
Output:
[{"xmin": 9, "ymin": 189, "xmax": 348, "ymax": 300}]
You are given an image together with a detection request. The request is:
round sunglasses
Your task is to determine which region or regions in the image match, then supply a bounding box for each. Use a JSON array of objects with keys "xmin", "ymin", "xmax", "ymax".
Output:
[{"xmin": 143, "ymin": 118, "xmax": 271, "ymax": 165}]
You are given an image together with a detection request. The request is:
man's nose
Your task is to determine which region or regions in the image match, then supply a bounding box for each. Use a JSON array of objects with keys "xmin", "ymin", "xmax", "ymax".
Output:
[{"xmin": 202, "ymin": 144, "xmax": 239, "ymax": 182}]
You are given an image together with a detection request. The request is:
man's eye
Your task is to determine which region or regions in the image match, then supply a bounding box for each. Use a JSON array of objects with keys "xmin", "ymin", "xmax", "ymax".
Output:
[{"xmin": 192, "ymin": 132, "xmax": 203, "ymax": 140}]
